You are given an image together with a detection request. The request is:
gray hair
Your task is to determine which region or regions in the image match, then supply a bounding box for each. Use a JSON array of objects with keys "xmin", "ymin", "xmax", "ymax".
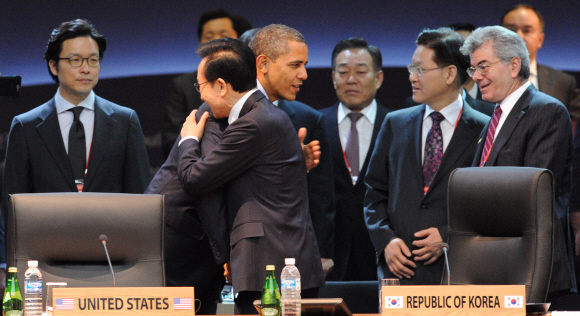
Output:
[
  {"xmin": 460, "ymin": 25, "xmax": 530, "ymax": 80},
  {"xmin": 249, "ymin": 24, "xmax": 306, "ymax": 61}
]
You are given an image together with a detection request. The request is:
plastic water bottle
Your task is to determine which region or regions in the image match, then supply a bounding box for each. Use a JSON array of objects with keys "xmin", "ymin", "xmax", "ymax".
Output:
[
  {"xmin": 280, "ymin": 258, "xmax": 301, "ymax": 316},
  {"xmin": 23, "ymin": 261, "xmax": 42, "ymax": 316}
]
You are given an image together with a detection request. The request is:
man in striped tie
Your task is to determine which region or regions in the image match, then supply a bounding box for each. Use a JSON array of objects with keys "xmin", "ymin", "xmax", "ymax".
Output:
[{"xmin": 462, "ymin": 25, "xmax": 574, "ymax": 303}]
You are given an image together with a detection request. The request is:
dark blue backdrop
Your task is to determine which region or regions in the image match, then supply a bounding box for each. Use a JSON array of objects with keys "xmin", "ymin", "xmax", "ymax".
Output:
[{"xmin": 2, "ymin": 0, "xmax": 579, "ymax": 86}]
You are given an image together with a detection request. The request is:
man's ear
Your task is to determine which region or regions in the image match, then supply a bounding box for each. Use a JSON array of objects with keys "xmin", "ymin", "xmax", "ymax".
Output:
[
  {"xmin": 49, "ymin": 60, "xmax": 59, "ymax": 77},
  {"xmin": 256, "ymin": 55, "xmax": 269, "ymax": 74},
  {"xmin": 217, "ymin": 78, "xmax": 228, "ymax": 97}
]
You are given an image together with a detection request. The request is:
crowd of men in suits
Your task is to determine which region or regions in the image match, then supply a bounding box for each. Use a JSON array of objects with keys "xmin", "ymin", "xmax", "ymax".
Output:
[{"xmin": 1, "ymin": 3, "xmax": 580, "ymax": 315}]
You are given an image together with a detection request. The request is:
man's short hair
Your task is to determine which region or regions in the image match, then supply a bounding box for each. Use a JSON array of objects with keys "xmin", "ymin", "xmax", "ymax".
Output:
[
  {"xmin": 460, "ymin": 26, "xmax": 531, "ymax": 81},
  {"xmin": 197, "ymin": 8, "xmax": 252, "ymax": 40},
  {"xmin": 196, "ymin": 38, "xmax": 257, "ymax": 93},
  {"xmin": 44, "ymin": 19, "xmax": 106, "ymax": 84},
  {"xmin": 448, "ymin": 22, "xmax": 476, "ymax": 33},
  {"xmin": 331, "ymin": 37, "xmax": 382, "ymax": 74},
  {"xmin": 500, "ymin": 4, "xmax": 545, "ymax": 31},
  {"xmin": 239, "ymin": 28, "xmax": 261, "ymax": 46},
  {"xmin": 249, "ymin": 24, "xmax": 306, "ymax": 61},
  {"xmin": 416, "ymin": 28, "xmax": 470, "ymax": 86}
]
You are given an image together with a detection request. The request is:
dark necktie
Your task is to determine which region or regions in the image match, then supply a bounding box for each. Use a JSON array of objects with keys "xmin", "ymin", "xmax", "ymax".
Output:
[
  {"xmin": 479, "ymin": 105, "xmax": 502, "ymax": 167},
  {"xmin": 68, "ymin": 106, "xmax": 86, "ymax": 180},
  {"xmin": 423, "ymin": 111, "xmax": 444, "ymax": 188},
  {"xmin": 345, "ymin": 112, "xmax": 363, "ymax": 178}
]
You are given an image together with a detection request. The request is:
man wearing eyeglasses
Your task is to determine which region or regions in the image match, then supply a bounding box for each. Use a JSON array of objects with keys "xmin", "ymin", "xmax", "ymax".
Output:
[
  {"xmin": 364, "ymin": 28, "xmax": 488, "ymax": 286},
  {"xmin": 2, "ymin": 19, "xmax": 150, "ymax": 270},
  {"xmin": 462, "ymin": 26, "xmax": 573, "ymax": 299}
]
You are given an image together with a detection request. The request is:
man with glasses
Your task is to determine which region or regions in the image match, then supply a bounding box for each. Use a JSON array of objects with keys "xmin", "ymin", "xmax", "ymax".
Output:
[
  {"xmin": 462, "ymin": 25, "xmax": 573, "ymax": 301},
  {"xmin": 364, "ymin": 28, "xmax": 488, "ymax": 286},
  {"xmin": 2, "ymin": 18, "xmax": 150, "ymax": 280}
]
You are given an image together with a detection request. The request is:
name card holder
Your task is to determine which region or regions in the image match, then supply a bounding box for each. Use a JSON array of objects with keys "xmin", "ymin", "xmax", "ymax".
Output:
[
  {"xmin": 381, "ymin": 285, "xmax": 525, "ymax": 316},
  {"xmin": 52, "ymin": 287, "xmax": 195, "ymax": 316}
]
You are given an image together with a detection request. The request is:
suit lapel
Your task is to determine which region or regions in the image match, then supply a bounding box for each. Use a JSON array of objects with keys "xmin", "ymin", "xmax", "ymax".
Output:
[
  {"xmin": 407, "ymin": 105, "xmax": 426, "ymax": 192},
  {"xmin": 486, "ymin": 85, "xmax": 535, "ymax": 166},
  {"xmin": 356, "ymin": 103, "xmax": 388, "ymax": 186},
  {"xmin": 277, "ymin": 99, "xmax": 298, "ymax": 127},
  {"xmin": 36, "ymin": 99, "xmax": 77, "ymax": 191},
  {"xmin": 325, "ymin": 104, "xmax": 352, "ymax": 181},
  {"xmin": 536, "ymin": 64, "xmax": 550, "ymax": 94},
  {"xmin": 84, "ymin": 97, "xmax": 117, "ymax": 190},
  {"xmin": 426, "ymin": 104, "xmax": 480, "ymax": 193},
  {"xmin": 238, "ymin": 90, "xmax": 267, "ymax": 118}
]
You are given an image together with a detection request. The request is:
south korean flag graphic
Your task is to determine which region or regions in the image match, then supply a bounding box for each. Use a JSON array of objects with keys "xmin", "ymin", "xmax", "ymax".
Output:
[
  {"xmin": 384, "ymin": 296, "xmax": 404, "ymax": 309},
  {"xmin": 505, "ymin": 296, "xmax": 523, "ymax": 308}
]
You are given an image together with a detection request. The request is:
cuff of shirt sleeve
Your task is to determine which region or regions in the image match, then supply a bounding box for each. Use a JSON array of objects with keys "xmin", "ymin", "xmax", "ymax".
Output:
[{"xmin": 178, "ymin": 136, "xmax": 199, "ymax": 147}]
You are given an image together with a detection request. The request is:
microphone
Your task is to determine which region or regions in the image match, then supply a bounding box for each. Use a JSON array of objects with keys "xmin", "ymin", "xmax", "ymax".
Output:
[
  {"xmin": 441, "ymin": 243, "xmax": 450, "ymax": 285},
  {"xmin": 99, "ymin": 234, "xmax": 116, "ymax": 287}
]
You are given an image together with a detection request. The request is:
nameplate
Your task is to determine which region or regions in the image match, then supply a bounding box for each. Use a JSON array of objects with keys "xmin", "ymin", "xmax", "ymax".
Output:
[
  {"xmin": 52, "ymin": 287, "xmax": 195, "ymax": 315},
  {"xmin": 381, "ymin": 285, "xmax": 525, "ymax": 316}
]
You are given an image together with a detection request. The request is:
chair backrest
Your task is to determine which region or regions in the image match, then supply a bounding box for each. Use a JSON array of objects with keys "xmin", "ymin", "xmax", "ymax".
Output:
[
  {"xmin": 445, "ymin": 167, "xmax": 553, "ymax": 303},
  {"xmin": 7, "ymin": 193, "xmax": 165, "ymax": 296},
  {"xmin": 318, "ymin": 281, "xmax": 379, "ymax": 314}
]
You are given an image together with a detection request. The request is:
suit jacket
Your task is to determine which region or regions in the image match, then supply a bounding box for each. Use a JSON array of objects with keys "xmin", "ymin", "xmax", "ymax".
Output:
[
  {"xmin": 162, "ymin": 72, "xmax": 204, "ymax": 157},
  {"xmin": 2, "ymin": 96, "xmax": 150, "ymax": 262},
  {"xmin": 538, "ymin": 64, "xmax": 580, "ymax": 118},
  {"xmin": 320, "ymin": 102, "xmax": 390, "ymax": 281},
  {"xmin": 177, "ymin": 90, "xmax": 325, "ymax": 293},
  {"xmin": 277, "ymin": 99, "xmax": 336, "ymax": 259},
  {"xmin": 473, "ymin": 84, "xmax": 573, "ymax": 292},
  {"xmin": 145, "ymin": 109, "xmax": 227, "ymax": 313},
  {"xmin": 364, "ymin": 102, "xmax": 489, "ymax": 285}
]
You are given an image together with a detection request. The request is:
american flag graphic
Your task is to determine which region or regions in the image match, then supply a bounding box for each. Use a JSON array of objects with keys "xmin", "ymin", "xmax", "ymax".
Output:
[
  {"xmin": 56, "ymin": 298, "xmax": 75, "ymax": 310},
  {"xmin": 173, "ymin": 298, "xmax": 192, "ymax": 310}
]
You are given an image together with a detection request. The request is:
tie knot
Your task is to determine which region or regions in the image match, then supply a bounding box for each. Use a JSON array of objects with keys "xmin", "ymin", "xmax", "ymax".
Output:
[
  {"xmin": 430, "ymin": 111, "xmax": 444, "ymax": 123},
  {"xmin": 69, "ymin": 107, "xmax": 84, "ymax": 121},
  {"xmin": 494, "ymin": 106, "xmax": 502, "ymax": 116},
  {"xmin": 347, "ymin": 112, "xmax": 363, "ymax": 123}
]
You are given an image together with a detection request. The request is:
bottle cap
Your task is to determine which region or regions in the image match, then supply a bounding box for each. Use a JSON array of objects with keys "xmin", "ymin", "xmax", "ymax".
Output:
[
  {"xmin": 285, "ymin": 258, "xmax": 295, "ymax": 265},
  {"xmin": 28, "ymin": 260, "xmax": 38, "ymax": 268},
  {"xmin": 8, "ymin": 267, "xmax": 17, "ymax": 273},
  {"xmin": 266, "ymin": 265, "xmax": 275, "ymax": 271}
]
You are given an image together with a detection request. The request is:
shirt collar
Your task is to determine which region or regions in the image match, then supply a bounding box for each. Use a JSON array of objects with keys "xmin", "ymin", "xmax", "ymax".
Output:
[
  {"xmin": 498, "ymin": 81, "xmax": 531, "ymax": 115},
  {"xmin": 423, "ymin": 94, "xmax": 463, "ymax": 127},
  {"xmin": 256, "ymin": 79, "xmax": 278, "ymax": 106},
  {"xmin": 530, "ymin": 60, "xmax": 538, "ymax": 76},
  {"xmin": 228, "ymin": 88, "xmax": 259, "ymax": 124},
  {"xmin": 338, "ymin": 99, "xmax": 377, "ymax": 124},
  {"xmin": 55, "ymin": 89, "xmax": 95, "ymax": 114}
]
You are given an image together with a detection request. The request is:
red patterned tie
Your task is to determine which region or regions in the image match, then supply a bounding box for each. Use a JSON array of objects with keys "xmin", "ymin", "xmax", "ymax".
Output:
[
  {"xmin": 423, "ymin": 111, "xmax": 445, "ymax": 188},
  {"xmin": 479, "ymin": 106, "xmax": 502, "ymax": 167}
]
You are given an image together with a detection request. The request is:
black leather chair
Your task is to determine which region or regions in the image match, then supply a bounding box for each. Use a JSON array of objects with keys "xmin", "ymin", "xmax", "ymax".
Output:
[
  {"xmin": 318, "ymin": 281, "xmax": 379, "ymax": 313},
  {"xmin": 6, "ymin": 192, "xmax": 165, "ymax": 296},
  {"xmin": 444, "ymin": 167, "xmax": 553, "ymax": 303}
]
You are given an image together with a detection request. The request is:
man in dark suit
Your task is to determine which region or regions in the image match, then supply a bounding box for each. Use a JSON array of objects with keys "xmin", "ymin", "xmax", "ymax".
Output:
[
  {"xmin": 249, "ymin": 25, "xmax": 336, "ymax": 276},
  {"xmin": 161, "ymin": 8, "xmax": 252, "ymax": 157},
  {"xmin": 1, "ymin": 19, "xmax": 150, "ymax": 266},
  {"xmin": 177, "ymin": 38, "xmax": 325, "ymax": 314},
  {"xmin": 501, "ymin": 4, "xmax": 580, "ymax": 119},
  {"xmin": 320, "ymin": 38, "xmax": 390, "ymax": 281},
  {"xmin": 364, "ymin": 28, "xmax": 489, "ymax": 285},
  {"xmin": 462, "ymin": 25, "xmax": 573, "ymax": 299},
  {"xmin": 146, "ymin": 115, "xmax": 228, "ymax": 314}
]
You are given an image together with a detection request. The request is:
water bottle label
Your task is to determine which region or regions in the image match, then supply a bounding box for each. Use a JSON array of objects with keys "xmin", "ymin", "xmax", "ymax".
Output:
[
  {"xmin": 25, "ymin": 281, "xmax": 42, "ymax": 294},
  {"xmin": 281, "ymin": 279, "xmax": 296, "ymax": 290}
]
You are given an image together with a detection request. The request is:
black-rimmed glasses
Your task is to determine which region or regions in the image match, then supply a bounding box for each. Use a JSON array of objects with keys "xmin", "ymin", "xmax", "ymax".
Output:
[
  {"xmin": 194, "ymin": 80, "xmax": 211, "ymax": 92},
  {"xmin": 59, "ymin": 56, "xmax": 101, "ymax": 68}
]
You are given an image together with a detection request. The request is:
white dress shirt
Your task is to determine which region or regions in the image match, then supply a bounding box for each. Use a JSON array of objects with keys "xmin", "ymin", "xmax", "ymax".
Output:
[
  {"xmin": 55, "ymin": 89, "xmax": 95, "ymax": 163},
  {"xmin": 421, "ymin": 95, "xmax": 463, "ymax": 164},
  {"xmin": 338, "ymin": 100, "xmax": 377, "ymax": 174},
  {"xmin": 493, "ymin": 81, "xmax": 532, "ymax": 139}
]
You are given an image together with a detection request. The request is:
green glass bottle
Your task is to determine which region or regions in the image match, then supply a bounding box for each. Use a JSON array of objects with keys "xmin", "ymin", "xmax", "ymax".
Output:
[
  {"xmin": 261, "ymin": 265, "xmax": 281, "ymax": 316},
  {"xmin": 3, "ymin": 267, "xmax": 23, "ymax": 316}
]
